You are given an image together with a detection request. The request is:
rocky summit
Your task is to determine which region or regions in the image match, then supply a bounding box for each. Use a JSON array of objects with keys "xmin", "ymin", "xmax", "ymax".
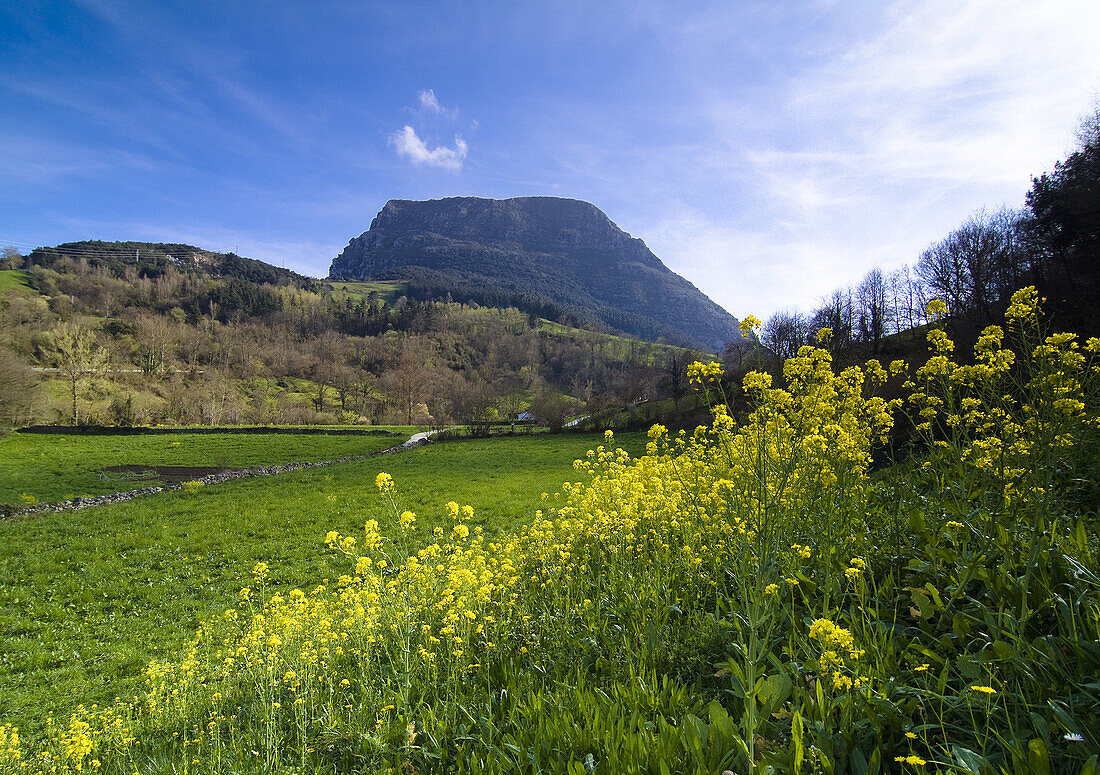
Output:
[{"xmin": 329, "ymin": 196, "xmax": 742, "ymax": 350}]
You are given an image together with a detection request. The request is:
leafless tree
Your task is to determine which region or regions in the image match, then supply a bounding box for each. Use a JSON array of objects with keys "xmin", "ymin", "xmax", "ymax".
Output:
[
  {"xmin": 761, "ymin": 310, "xmax": 809, "ymax": 361},
  {"xmin": 38, "ymin": 321, "xmax": 108, "ymax": 425}
]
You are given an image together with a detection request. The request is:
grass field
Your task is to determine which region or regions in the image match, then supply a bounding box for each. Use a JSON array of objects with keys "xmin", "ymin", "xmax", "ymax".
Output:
[
  {"xmin": 0, "ymin": 429, "xmax": 415, "ymax": 505},
  {"xmin": 0, "ymin": 270, "xmax": 34, "ymax": 296},
  {"xmin": 0, "ymin": 431, "xmax": 645, "ymax": 736},
  {"xmin": 325, "ymin": 280, "xmax": 406, "ymax": 305}
]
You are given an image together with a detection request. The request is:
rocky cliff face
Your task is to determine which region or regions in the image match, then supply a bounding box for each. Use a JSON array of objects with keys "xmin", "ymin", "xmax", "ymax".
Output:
[{"xmin": 329, "ymin": 196, "xmax": 741, "ymax": 350}]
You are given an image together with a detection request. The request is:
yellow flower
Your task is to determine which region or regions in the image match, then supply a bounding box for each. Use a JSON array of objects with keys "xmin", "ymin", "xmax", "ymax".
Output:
[
  {"xmin": 816, "ymin": 327, "xmax": 832, "ymax": 344},
  {"xmin": 1005, "ymin": 286, "xmax": 1040, "ymax": 321},
  {"xmin": 399, "ymin": 510, "xmax": 416, "ymax": 530},
  {"xmin": 375, "ymin": 472, "xmax": 394, "ymax": 493},
  {"xmin": 765, "ymin": 583, "xmax": 779, "ymax": 595},
  {"xmin": 742, "ymin": 371, "xmax": 772, "ymax": 392},
  {"xmin": 925, "ymin": 298, "xmax": 948, "ymax": 320},
  {"xmin": 895, "ymin": 755, "xmax": 927, "ymax": 766},
  {"xmin": 687, "ymin": 360, "xmax": 724, "ymax": 385},
  {"xmin": 739, "ymin": 314, "xmax": 762, "ymax": 333},
  {"xmin": 969, "ymin": 685, "xmax": 996, "ymax": 695}
]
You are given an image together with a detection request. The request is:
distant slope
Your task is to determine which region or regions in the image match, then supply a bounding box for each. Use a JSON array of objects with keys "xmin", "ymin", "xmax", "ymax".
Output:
[
  {"xmin": 0, "ymin": 270, "xmax": 35, "ymax": 296},
  {"xmin": 25, "ymin": 241, "xmax": 315, "ymax": 289},
  {"xmin": 329, "ymin": 197, "xmax": 742, "ymax": 350}
]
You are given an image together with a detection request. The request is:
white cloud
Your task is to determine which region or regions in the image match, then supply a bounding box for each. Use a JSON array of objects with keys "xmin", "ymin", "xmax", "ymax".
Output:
[
  {"xmin": 417, "ymin": 88, "xmax": 461, "ymax": 120},
  {"xmin": 390, "ymin": 125, "xmax": 468, "ymax": 171},
  {"xmin": 419, "ymin": 89, "xmax": 442, "ymax": 114},
  {"xmin": 669, "ymin": 0, "xmax": 1100, "ymax": 320}
]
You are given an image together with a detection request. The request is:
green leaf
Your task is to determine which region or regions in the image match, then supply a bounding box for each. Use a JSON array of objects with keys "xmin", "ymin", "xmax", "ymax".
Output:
[
  {"xmin": 951, "ymin": 745, "xmax": 988, "ymax": 774},
  {"xmin": 1028, "ymin": 738, "xmax": 1050, "ymax": 775},
  {"xmin": 791, "ymin": 710, "xmax": 804, "ymax": 772},
  {"xmin": 850, "ymin": 747, "xmax": 869, "ymax": 775},
  {"xmin": 756, "ymin": 672, "xmax": 793, "ymax": 718}
]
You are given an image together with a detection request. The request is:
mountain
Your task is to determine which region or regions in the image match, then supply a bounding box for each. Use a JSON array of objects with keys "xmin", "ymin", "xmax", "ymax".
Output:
[{"xmin": 329, "ymin": 197, "xmax": 742, "ymax": 350}]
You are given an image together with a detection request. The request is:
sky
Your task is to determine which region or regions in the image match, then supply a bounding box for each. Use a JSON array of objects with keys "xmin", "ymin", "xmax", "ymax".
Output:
[{"xmin": 1, "ymin": 0, "xmax": 1098, "ymax": 321}]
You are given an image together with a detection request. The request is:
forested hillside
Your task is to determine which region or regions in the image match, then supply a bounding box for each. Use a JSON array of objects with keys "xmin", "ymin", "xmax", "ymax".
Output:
[{"xmin": 0, "ymin": 241, "xmax": 707, "ymax": 429}]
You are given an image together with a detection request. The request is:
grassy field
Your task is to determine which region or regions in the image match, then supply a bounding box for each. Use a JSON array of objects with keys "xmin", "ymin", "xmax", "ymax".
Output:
[
  {"xmin": 0, "ymin": 269, "xmax": 34, "ymax": 296},
  {"xmin": 0, "ymin": 429, "xmax": 416, "ymax": 505},
  {"xmin": 0, "ymin": 431, "xmax": 645, "ymax": 736},
  {"xmin": 325, "ymin": 280, "xmax": 407, "ymax": 305}
]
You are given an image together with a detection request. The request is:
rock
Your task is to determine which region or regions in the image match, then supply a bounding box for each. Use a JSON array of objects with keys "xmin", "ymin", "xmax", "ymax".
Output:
[{"xmin": 329, "ymin": 196, "xmax": 743, "ymax": 351}]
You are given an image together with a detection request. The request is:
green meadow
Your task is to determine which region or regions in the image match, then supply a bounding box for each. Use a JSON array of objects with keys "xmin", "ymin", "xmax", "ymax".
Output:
[
  {"xmin": 0, "ymin": 430, "xmax": 415, "ymax": 505},
  {"xmin": 0, "ymin": 432, "xmax": 645, "ymax": 736},
  {"xmin": 0, "ymin": 270, "xmax": 35, "ymax": 296}
]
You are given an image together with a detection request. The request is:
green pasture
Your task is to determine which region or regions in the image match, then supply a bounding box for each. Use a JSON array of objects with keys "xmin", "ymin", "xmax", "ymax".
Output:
[
  {"xmin": 0, "ymin": 270, "xmax": 34, "ymax": 296},
  {"xmin": 325, "ymin": 280, "xmax": 406, "ymax": 305},
  {"xmin": 0, "ymin": 431, "xmax": 644, "ymax": 734},
  {"xmin": 0, "ymin": 430, "xmax": 414, "ymax": 505}
]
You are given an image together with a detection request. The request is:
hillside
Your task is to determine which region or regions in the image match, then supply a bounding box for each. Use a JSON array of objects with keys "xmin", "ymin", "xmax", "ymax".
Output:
[
  {"xmin": 0, "ymin": 240, "xmax": 711, "ymax": 430},
  {"xmin": 329, "ymin": 196, "xmax": 743, "ymax": 351},
  {"xmin": 25, "ymin": 241, "xmax": 315, "ymax": 289}
]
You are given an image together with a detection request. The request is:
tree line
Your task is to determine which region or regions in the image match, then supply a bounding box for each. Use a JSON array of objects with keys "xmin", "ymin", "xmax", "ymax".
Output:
[
  {"xmin": 756, "ymin": 107, "xmax": 1100, "ymax": 363},
  {"xmin": 0, "ymin": 245, "xmax": 706, "ymax": 430}
]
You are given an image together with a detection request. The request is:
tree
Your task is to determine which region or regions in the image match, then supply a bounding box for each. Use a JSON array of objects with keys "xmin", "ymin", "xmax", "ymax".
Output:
[
  {"xmin": 1, "ymin": 247, "xmax": 23, "ymax": 270},
  {"xmin": 446, "ymin": 375, "xmax": 500, "ymax": 436},
  {"xmin": 916, "ymin": 210, "xmax": 1024, "ymax": 326},
  {"xmin": 39, "ymin": 321, "xmax": 108, "ymax": 425},
  {"xmin": 380, "ymin": 351, "xmax": 432, "ymax": 426},
  {"xmin": 530, "ymin": 382, "xmax": 571, "ymax": 431},
  {"xmin": 761, "ymin": 310, "xmax": 809, "ymax": 362},
  {"xmin": 665, "ymin": 352, "xmax": 689, "ymax": 410},
  {"xmin": 0, "ymin": 348, "xmax": 37, "ymax": 427},
  {"xmin": 855, "ymin": 268, "xmax": 890, "ymax": 351},
  {"xmin": 886, "ymin": 265, "xmax": 923, "ymax": 335},
  {"xmin": 810, "ymin": 290, "xmax": 855, "ymax": 352},
  {"xmin": 1025, "ymin": 108, "xmax": 1100, "ymax": 280}
]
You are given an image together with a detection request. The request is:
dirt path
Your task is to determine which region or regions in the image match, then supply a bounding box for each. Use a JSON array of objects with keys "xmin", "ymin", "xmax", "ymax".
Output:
[{"xmin": 5, "ymin": 429, "xmax": 443, "ymax": 518}]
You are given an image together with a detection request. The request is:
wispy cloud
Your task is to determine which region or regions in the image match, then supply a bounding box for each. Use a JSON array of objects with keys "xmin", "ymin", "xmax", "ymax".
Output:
[
  {"xmin": 418, "ymin": 88, "xmax": 454, "ymax": 117},
  {"xmin": 669, "ymin": 0, "xmax": 1100, "ymax": 318},
  {"xmin": 390, "ymin": 126, "xmax": 468, "ymax": 170}
]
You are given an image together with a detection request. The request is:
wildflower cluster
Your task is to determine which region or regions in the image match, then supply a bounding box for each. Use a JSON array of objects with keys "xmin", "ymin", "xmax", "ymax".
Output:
[
  {"xmin": 3, "ymin": 288, "xmax": 1097, "ymax": 774},
  {"xmin": 908, "ymin": 286, "xmax": 1098, "ymax": 508},
  {"xmin": 808, "ymin": 618, "xmax": 864, "ymax": 691}
]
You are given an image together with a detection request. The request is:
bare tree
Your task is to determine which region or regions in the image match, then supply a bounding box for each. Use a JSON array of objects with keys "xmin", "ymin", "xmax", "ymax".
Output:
[
  {"xmin": 1, "ymin": 247, "xmax": 23, "ymax": 270},
  {"xmin": 380, "ymin": 350, "xmax": 432, "ymax": 426},
  {"xmin": 39, "ymin": 321, "xmax": 108, "ymax": 425},
  {"xmin": 761, "ymin": 310, "xmax": 809, "ymax": 361},
  {"xmin": 0, "ymin": 348, "xmax": 38, "ymax": 427},
  {"xmin": 810, "ymin": 290, "xmax": 855, "ymax": 350},
  {"xmin": 855, "ymin": 268, "xmax": 891, "ymax": 350},
  {"xmin": 916, "ymin": 210, "xmax": 1023, "ymax": 325},
  {"xmin": 886, "ymin": 266, "xmax": 924, "ymax": 334}
]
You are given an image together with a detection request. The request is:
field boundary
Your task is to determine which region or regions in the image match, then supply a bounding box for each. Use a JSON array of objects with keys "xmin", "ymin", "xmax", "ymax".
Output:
[
  {"xmin": 1, "ymin": 432, "xmax": 437, "ymax": 520},
  {"xmin": 17, "ymin": 425, "xmax": 406, "ymax": 436}
]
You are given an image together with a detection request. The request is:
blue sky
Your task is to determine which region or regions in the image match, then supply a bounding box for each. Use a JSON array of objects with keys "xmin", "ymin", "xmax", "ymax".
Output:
[{"xmin": 2, "ymin": 1, "xmax": 1097, "ymax": 320}]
